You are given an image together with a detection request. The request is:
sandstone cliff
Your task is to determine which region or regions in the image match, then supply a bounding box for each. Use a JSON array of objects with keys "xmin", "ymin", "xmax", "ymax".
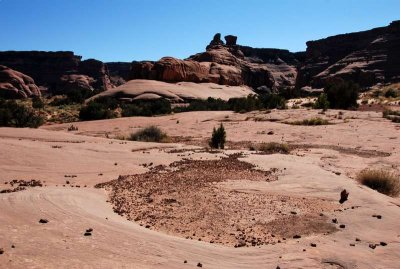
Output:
[
  {"xmin": 0, "ymin": 65, "xmax": 41, "ymax": 98},
  {"xmin": 296, "ymin": 20, "xmax": 400, "ymax": 89},
  {"xmin": 0, "ymin": 51, "xmax": 113, "ymax": 95}
]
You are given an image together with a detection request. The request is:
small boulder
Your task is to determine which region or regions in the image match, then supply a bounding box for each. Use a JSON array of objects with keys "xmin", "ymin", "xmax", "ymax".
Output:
[
  {"xmin": 39, "ymin": 219, "xmax": 49, "ymax": 224},
  {"xmin": 339, "ymin": 189, "xmax": 349, "ymax": 204}
]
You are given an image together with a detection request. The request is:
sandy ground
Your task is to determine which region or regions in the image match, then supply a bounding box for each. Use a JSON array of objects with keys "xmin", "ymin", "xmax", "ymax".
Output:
[{"xmin": 1, "ymin": 108, "xmax": 400, "ymax": 268}]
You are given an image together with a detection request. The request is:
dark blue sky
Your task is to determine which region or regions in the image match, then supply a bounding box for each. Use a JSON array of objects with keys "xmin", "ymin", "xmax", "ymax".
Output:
[{"xmin": 0, "ymin": 0, "xmax": 399, "ymax": 62}]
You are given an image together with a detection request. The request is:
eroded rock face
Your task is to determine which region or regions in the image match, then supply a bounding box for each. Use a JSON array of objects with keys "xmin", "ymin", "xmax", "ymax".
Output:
[
  {"xmin": 0, "ymin": 65, "xmax": 41, "ymax": 98},
  {"xmin": 106, "ymin": 62, "xmax": 131, "ymax": 86},
  {"xmin": 0, "ymin": 51, "xmax": 81, "ymax": 86},
  {"xmin": 207, "ymin": 33, "xmax": 225, "ymax": 49},
  {"xmin": 225, "ymin": 35, "xmax": 237, "ymax": 46},
  {"xmin": 0, "ymin": 51, "xmax": 113, "ymax": 94},
  {"xmin": 296, "ymin": 20, "xmax": 400, "ymax": 89},
  {"xmin": 129, "ymin": 34, "xmax": 301, "ymax": 91},
  {"xmin": 55, "ymin": 74, "xmax": 96, "ymax": 94}
]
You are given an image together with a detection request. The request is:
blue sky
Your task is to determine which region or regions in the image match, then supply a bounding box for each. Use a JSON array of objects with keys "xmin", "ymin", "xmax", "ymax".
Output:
[{"xmin": 0, "ymin": 0, "xmax": 399, "ymax": 62}]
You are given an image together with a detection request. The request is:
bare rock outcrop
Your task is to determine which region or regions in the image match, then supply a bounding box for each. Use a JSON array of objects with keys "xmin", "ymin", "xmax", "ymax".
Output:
[
  {"xmin": 0, "ymin": 51, "xmax": 113, "ymax": 94},
  {"xmin": 0, "ymin": 65, "xmax": 41, "ymax": 98},
  {"xmin": 225, "ymin": 35, "xmax": 238, "ymax": 46},
  {"xmin": 296, "ymin": 20, "xmax": 400, "ymax": 89},
  {"xmin": 106, "ymin": 62, "xmax": 132, "ymax": 86},
  {"xmin": 129, "ymin": 34, "xmax": 301, "ymax": 92}
]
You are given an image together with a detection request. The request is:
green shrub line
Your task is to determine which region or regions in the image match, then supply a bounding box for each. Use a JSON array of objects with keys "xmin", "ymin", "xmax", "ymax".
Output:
[
  {"xmin": 0, "ymin": 99, "xmax": 44, "ymax": 128},
  {"xmin": 78, "ymin": 94, "xmax": 287, "ymax": 121}
]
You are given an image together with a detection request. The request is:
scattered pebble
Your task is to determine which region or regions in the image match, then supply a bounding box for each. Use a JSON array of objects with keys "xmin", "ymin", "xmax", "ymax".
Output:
[
  {"xmin": 339, "ymin": 224, "xmax": 346, "ymax": 229},
  {"xmin": 39, "ymin": 219, "xmax": 48, "ymax": 224},
  {"xmin": 197, "ymin": 262, "xmax": 203, "ymax": 267},
  {"xmin": 310, "ymin": 243, "xmax": 317, "ymax": 247},
  {"xmin": 293, "ymin": 235, "xmax": 301, "ymax": 239},
  {"xmin": 184, "ymin": 260, "xmax": 187, "ymax": 263},
  {"xmin": 84, "ymin": 232, "xmax": 92, "ymax": 236},
  {"xmin": 380, "ymin": 242, "xmax": 387, "ymax": 246},
  {"xmin": 0, "ymin": 248, "xmax": 4, "ymax": 254}
]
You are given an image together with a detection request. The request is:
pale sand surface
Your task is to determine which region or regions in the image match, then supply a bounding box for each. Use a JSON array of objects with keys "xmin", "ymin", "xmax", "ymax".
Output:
[{"xmin": 1, "ymin": 109, "xmax": 400, "ymax": 268}]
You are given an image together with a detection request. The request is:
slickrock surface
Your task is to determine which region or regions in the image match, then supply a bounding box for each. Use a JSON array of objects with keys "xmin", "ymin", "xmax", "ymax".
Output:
[{"xmin": 1, "ymin": 109, "xmax": 400, "ymax": 268}]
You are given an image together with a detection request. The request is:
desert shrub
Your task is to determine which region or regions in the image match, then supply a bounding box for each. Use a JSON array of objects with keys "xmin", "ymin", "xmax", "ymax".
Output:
[
  {"xmin": 67, "ymin": 124, "xmax": 78, "ymax": 131},
  {"xmin": 258, "ymin": 142, "xmax": 289, "ymax": 154},
  {"xmin": 32, "ymin": 96, "xmax": 45, "ymax": 109},
  {"xmin": 228, "ymin": 95, "xmax": 261, "ymax": 112},
  {"xmin": 287, "ymin": 117, "xmax": 330, "ymax": 126},
  {"xmin": 357, "ymin": 169, "xmax": 400, "ymax": 196},
  {"xmin": 209, "ymin": 123, "xmax": 226, "ymax": 149},
  {"xmin": 121, "ymin": 99, "xmax": 171, "ymax": 116},
  {"xmin": 324, "ymin": 79, "xmax": 359, "ymax": 109},
  {"xmin": 383, "ymin": 109, "xmax": 400, "ymax": 123},
  {"xmin": 258, "ymin": 94, "xmax": 287, "ymax": 109},
  {"xmin": 79, "ymin": 100, "xmax": 117, "ymax": 121},
  {"xmin": 65, "ymin": 88, "xmax": 90, "ymax": 103},
  {"xmin": 90, "ymin": 96, "xmax": 119, "ymax": 110},
  {"xmin": 313, "ymin": 93, "xmax": 330, "ymax": 110},
  {"xmin": 0, "ymin": 99, "xmax": 44, "ymax": 128},
  {"xmin": 129, "ymin": 126, "xmax": 168, "ymax": 142},
  {"xmin": 384, "ymin": 88, "xmax": 398, "ymax": 98},
  {"xmin": 49, "ymin": 88, "xmax": 101, "ymax": 106}
]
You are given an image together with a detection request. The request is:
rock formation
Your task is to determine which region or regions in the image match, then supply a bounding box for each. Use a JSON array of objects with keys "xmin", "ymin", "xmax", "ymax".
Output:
[
  {"xmin": 0, "ymin": 51, "xmax": 113, "ymax": 95},
  {"xmin": 129, "ymin": 34, "xmax": 301, "ymax": 92},
  {"xmin": 1, "ymin": 20, "xmax": 398, "ymax": 98},
  {"xmin": 0, "ymin": 65, "xmax": 41, "ymax": 98},
  {"xmin": 90, "ymin": 79, "xmax": 254, "ymax": 103},
  {"xmin": 106, "ymin": 62, "xmax": 131, "ymax": 86},
  {"xmin": 296, "ymin": 20, "xmax": 400, "ymax": 90},
  {"xmin": 55, "ymin": 74, "xmax": 96, "ymax": 94},
  {"xmin": 224, "ymin": 35, "xmax": 237, "ymax": 46}
]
